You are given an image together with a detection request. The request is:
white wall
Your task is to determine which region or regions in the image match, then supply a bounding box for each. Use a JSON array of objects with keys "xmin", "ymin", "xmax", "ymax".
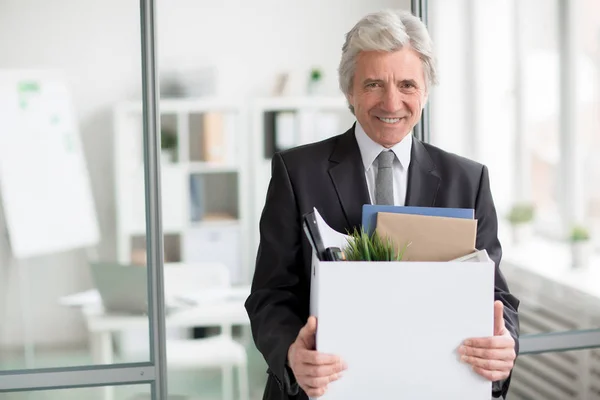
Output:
[{"xmin": 0, "ymin": 0, "xmax": 408, "ymax": 348}]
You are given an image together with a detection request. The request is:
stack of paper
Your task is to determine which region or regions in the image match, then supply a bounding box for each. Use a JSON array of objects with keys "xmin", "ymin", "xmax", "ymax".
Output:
[
  {"xmin": 361, "ymin": 204, "xmax": 474, "ymax": 235},
  {"xmin": 362, "ymin": 204, "xmax": 478, "ymax": 262}
]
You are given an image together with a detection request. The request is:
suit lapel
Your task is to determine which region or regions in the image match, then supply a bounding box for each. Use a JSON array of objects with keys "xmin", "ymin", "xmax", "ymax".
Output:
[
  {"xmin": 405, "ymin": 137, "xmax": 441, "ymax": 207},
  {"xmin": 328, "ymin": 130, "xmax": 440, "ymax": 227},
  {"xmin": 328, "ymin": 126, "xmax": 371, "ymax": 229}
]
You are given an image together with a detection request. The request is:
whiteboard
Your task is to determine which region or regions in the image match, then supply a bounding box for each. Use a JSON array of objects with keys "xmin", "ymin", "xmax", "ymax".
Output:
[{"xmin": 0, "ymin": 71, "xmax": 99, "ymax": 259}]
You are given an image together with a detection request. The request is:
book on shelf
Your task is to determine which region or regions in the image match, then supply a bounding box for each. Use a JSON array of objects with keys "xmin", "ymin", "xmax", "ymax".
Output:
[
  {"xmin": 297, "ymin": 111, "xmax": 340, "ymax": 146},
  {"xmin": 275, "ymin": 111, "xmax": 297, "ymax": 151},
  {"xmin": 189, "ymin": 174, "xmax": 205, "ymax": 222},
  {"xmin": 202, "ymin": 112, "xmax": 225, "ymax": 163},
  {"xmin": 197, "ymin": 112, "xmax": 237, "ymax": 165},
  {"xmin": 201, "ymin": 212, "xmax": 237, "ymax": 222}
]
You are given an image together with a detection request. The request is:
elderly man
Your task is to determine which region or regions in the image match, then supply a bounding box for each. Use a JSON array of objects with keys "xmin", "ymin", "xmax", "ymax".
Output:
[{"xmin": 245, "ymin": 9, "xmax": 520, "ymax": 400}]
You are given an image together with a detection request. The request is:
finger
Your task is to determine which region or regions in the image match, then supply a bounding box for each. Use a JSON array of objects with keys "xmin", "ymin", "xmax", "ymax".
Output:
[
  {"xmin": 305, "ymin": 316, "xmax": 317, "ymax": 335},
  {"xmin": 463, "ymin": 335, "xmax": 514, "ymax": 349},
  {"xmin": 303, "ymin": 385, "xmax": 327, "ymax": 398},
  {"xmin": 298, "ymin": 315, "xmax": 317, "ymax": 341},
  {"xmin": 300, "ymin": 361, "xmax": 347, "ymax": 377},
  {"xmin": 300, "ymin": 349, "xmax": 346, "ymax": 367},
  {"xmin": 459, "ymin": 345, "xmax": 516, "ymax": 361},
  {"xmin": 461, "ymin": 355, "xmax": 514, "ymax": 371},
  {"xmin": 494, "ymin": 301, "xmax": 505, "ymax": 336},
  {"xmin": 472, "ymin": 366, "xmax": 510, "ymax": 382},
  {"xmin": 299, "ymin": 372, "xmax": 343, "ymax": 388}
]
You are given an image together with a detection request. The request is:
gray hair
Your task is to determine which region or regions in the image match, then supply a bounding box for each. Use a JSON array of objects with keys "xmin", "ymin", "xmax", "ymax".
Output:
[{"xmin": 338, "ymin": 9, "xmax": 438, "ymax": 114}]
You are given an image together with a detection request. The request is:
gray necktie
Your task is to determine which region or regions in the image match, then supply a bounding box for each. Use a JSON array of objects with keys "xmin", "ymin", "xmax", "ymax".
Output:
[{"xmin": 375, "ymin": 150, "xmax": 395, "ymax": 205}]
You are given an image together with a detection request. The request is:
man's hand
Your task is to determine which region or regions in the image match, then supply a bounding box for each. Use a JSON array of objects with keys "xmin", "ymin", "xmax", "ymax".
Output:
[
  {"xmin": 460, "ymin": 301, "xmax": 516, "ymax": 382},
  {"xmin": 287, "ymin": 316, "xmax": 347, "ymax": 398}
]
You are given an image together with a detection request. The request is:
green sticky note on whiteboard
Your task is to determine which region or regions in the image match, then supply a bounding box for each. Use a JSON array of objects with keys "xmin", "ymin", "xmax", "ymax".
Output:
[
  {"xmin": 18, "ymin": 81, "xmax": 40, "ymax": 93},
  {"xmin": 17, "ymin": 81, "xmax": 41, "ymax": 110},
  {"xmin": 64, "ymin": 133, "xmax": 74, "ymax": 152}
]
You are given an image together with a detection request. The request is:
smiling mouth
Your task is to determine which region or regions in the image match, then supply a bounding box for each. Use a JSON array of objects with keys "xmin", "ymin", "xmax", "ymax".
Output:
[{"xmin": 377, "ymin": 116, "xmax": 402, "ymax": 124}]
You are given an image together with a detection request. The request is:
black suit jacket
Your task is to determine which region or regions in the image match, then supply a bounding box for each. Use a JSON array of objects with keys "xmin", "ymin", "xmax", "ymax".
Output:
[{"xmin": 245, "ymin": 126, "xmax": 520, "ymax": 400}]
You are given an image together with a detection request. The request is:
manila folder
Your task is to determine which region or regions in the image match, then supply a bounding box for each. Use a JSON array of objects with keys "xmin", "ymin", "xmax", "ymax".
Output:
[{"xmin": 376, "ymin": 211, "xmax": 477, "ymax": 261}]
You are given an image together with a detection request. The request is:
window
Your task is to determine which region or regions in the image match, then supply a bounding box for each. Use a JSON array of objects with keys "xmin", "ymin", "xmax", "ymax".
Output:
[
  {"xmin": 521, "ymin": 0, "xmax": 561, "ymax": 232},
  {"xmin": 429, "ymin": 0, "xmax": 600, "ymax": 245},
  {"xmin": 579, "ymin": 0, "xmax": 600, "ymax": 248},
  {"xmin": 428, "ymin": 1, "xmax": 600, "ymax": 395}
]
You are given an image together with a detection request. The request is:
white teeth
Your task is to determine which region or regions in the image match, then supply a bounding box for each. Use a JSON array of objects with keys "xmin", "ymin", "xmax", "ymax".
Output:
[{"xmin": 378, "ymin": 117, "xmax": 400, "ymax": 123}]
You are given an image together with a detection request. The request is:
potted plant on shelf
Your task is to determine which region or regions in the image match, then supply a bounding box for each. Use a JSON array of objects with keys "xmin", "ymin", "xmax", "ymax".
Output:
[
  {"xmin": 307, "ymin": 67, "xmax": 323, "ymax": 95},
  {"xmin": 160, "ymin": 128, "xmax": 177, "ymax": 163},
  {"xmin": 507, "ymin": 202, "xmax": 534, "ymax": 245},
  {"xmin": 570, "ymin": 225, "xmax": 591, "ymax": 268}
]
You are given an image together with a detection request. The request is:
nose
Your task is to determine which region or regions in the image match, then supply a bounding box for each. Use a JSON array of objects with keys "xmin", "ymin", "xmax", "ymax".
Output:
[{"xmin": 380, "ymin": 87, "xmax": 404, "ymax": 114}]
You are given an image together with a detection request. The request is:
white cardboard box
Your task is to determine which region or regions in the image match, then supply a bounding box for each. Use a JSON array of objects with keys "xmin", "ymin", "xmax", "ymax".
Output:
[{"xmin": 309, "ymin": 244, "xmax": 495, "ymax": 399}]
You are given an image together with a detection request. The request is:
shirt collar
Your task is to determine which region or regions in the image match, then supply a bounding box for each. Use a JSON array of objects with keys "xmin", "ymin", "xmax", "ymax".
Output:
[{"xmin": 354, "ymin": 121, "xmax": 413, "ymax": 172}]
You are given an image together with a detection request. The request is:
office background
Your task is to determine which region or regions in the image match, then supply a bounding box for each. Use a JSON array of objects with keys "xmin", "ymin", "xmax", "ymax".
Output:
[
  {"xmin": 0, "ymin": 0, "xmax": 599, "ymax": 399},
  {"xmin": 0, "ymin": 0, "xmax": 393, "ymax": 349}
]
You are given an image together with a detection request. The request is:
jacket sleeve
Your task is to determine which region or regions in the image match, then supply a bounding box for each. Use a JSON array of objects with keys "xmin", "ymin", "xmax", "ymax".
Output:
[
  {"xmin": 475, "ymin": 165, "xmax": 521, "ymax": 399},
  {"xmin": 244, "ymin": 152, "xmax": 307, "ymax": 394}
]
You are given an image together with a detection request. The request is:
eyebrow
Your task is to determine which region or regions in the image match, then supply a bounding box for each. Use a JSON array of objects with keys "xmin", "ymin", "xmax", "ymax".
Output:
[
  {"xmin": 363, "ymin": 78, "xmax": 384, "ymax": 85},
  {"xmin": 400, "ymin": 79, "xmax": 418, "ymax": 87},
  {"xmin": 363, "ymin": 78, "xmax": 419, "ymax": 87}
]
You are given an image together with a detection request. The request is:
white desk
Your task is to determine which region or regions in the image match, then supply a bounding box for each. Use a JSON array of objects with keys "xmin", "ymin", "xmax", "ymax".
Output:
[
  {"xmin": 60, "ymin": 287, "xmax": 251, "ymax": 400},
  {"xmin": 61, "ymin": 287, "xmax": 251, "ymax": 363}
]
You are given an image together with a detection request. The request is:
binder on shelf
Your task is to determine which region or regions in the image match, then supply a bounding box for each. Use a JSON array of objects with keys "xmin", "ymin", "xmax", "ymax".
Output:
[
  {"xmin": 202, "ymin": 112, "xmax": 225, "ymax": 163},
  {"xmin": 223, "ymin": 112, "xmax": 237, "ymax": 165},
  {"xmin": 189, "ymin": 174, "xmax": 205, "ymax": 223},
  {"xmin": 275, "ymin": 111, "xmax": 297, "ymax": 151},
  {"xmin": 297, "ymin": 111, "xmax": 341, "ymax": 145}
]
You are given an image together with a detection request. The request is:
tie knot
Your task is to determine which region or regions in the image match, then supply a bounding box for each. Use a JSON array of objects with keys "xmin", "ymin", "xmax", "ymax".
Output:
[{"xmin": 377, "ymin": 150, "xmax": 395, "ymax": 168}]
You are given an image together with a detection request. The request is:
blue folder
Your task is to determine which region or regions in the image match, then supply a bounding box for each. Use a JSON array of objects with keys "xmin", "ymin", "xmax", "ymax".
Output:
[{"xmin": 361, "ymin": 204, "xmax": 474, "ymax": 236}]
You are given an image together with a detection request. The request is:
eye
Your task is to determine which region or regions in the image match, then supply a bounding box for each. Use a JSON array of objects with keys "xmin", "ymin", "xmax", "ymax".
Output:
[
  {"xmin": 366, "ymin": 82, "xmax": 380, "ymax": 88},
  {"xmin": 401, "ymin": 82, "xmax": 416, "ymax": 89}
]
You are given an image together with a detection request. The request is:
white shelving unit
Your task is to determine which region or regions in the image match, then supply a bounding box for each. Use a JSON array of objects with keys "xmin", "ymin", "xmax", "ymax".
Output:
[
  {"xmin": 249, "ymin": 96, "xmax": 354, "ymax": 253},
  {"xmin": 113, "ymin": 98, "xmax": 252, "ymax": 285}
]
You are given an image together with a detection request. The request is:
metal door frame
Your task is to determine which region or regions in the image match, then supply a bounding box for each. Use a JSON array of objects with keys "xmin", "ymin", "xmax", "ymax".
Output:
[{"xmin": 0, "ymin": 0, "xmax": 168, "ymax": 398}]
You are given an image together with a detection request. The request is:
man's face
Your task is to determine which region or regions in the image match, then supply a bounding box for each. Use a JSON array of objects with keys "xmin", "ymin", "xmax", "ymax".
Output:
[{"xmin": 348, "ymin": 48, "xmax": 428, "ymax": 148}]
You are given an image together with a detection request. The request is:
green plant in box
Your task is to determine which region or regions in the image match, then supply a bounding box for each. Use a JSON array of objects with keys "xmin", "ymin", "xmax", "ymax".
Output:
[
  {"xmin": 507, "ymin": 203, "xmax": 534, "ymax": 224},
  {"xmin": 570, "ymin": 225, "xmax": 590, "ymax": 242},
  {"xmin": 343, "ymin": 227, "xmax": 410, "ymax": 262}
]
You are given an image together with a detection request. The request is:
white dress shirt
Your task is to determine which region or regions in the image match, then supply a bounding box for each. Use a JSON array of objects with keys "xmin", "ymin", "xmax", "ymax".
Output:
[{"xmin": 354, "ymin": 122, "xmax": 412, "ymax": 206}]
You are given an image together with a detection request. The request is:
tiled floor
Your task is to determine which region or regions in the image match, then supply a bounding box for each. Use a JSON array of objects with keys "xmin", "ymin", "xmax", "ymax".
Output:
[{"xmin": 0, "ymin": 340, "xmax": 268, "ymax": 400}]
